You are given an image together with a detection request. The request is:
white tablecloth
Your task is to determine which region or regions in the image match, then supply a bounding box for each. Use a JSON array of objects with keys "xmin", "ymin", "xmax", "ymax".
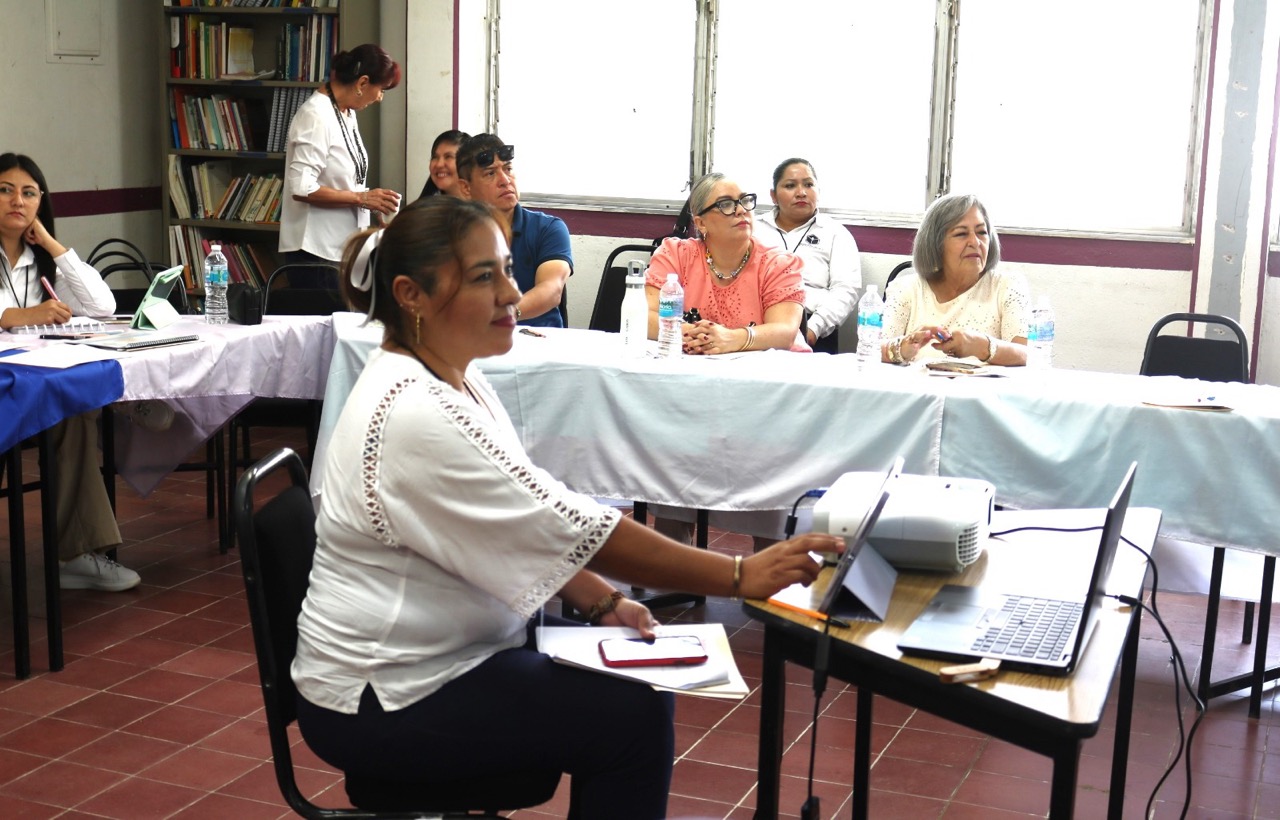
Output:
[
  {"xmin": 314, "ymin": 313, "xmax": 1280, "ymax": 567},
  {"xmin": 113, "ymin": 316, "xmax": 335, "ymax": 494}
]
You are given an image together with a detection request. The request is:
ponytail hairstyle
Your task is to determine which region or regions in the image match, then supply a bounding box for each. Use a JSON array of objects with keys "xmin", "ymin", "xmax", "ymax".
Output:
[
  {"xmin": 341, "ymin": 197, "xmax": 509, "ymax": 349},
  {"xmin": 330, "ymin": 43, "xmax": 401, "ymax": 89}
]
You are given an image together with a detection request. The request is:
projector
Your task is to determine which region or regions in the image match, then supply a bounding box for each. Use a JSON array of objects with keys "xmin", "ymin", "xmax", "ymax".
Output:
[{"xmin": 812, "ymin": 472, "xmax": 994, "ymax": 572}]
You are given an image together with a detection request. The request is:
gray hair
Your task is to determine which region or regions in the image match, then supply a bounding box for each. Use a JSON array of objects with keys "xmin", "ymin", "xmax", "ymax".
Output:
[
  {"xmin": 911, "ymin": 194, "xmax": 1001, "ymax": 282},
  {"xmin": 689, "ymin": 172, "xmax": 727, "ymax": 216}
]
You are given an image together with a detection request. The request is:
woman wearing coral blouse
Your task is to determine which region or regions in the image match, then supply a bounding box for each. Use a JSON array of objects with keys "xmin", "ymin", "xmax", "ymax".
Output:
[{"xmin": 645, "ymin": 173, "xmax": 809, "ymax": 354}]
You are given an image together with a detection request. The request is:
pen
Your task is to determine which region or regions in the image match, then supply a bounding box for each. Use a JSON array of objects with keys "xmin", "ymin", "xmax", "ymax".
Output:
[
  {"xmin": 40, "ymin": 276, "xmax": 60, "ymax": 301},
  {"xmin": 934, "ymin": 330, "xmax": 948, "ymax": 342},
  {"xmin": 767, "ymin": 597, "xmax": 851, "ymax": 629},
  {"xmin": 519, "ymin": 327, "xmax": 545, "ymax": 338}
]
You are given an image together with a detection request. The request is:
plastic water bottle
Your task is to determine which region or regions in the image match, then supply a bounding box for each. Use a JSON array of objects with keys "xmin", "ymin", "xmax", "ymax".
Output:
[
  {"xmin": 1028, "ymin": 296, "xmax": 1055, "ymax": 368},
  {"xmin": 203, "ymin": 244, "xmax": 229, "ymax": 325},
  {"xmin": 855, "ymin": 284, "xmax": 884, "ymax": 364},
  {"xmin": 619, "ymin": 260, "xmax": 649, "ymax": 356},
  {"xmin": 657, "ymin": 272, "xmax": 684, "ymax": 359}
]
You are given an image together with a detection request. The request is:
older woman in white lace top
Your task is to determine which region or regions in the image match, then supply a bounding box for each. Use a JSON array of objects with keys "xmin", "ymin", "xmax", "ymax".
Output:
[{"xmin": 881, "ymin": 194, "xmax": 1030, "ymax": 366}]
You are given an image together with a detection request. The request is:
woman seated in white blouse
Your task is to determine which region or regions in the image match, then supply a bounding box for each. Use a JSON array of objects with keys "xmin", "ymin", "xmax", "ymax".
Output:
[
  {"xmin": 1, "ymin": 152, "xmax": 139, "ymax": 592},
  {"xmin": 295, "ymin": 196, "xmax": 838, "ymax": 818},
  {"xmin": 881, "ymin": 193, "xmax": 1030, "ymax": 366},
  {"xmin": 754, "ymin": 158, "xmax": 861, "ymax": 353}
]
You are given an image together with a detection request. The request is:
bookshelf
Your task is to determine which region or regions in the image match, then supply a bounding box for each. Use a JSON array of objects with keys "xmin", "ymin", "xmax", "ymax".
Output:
[{"xmin": 160, "ymin": 1, "xmax": 342, "ymax": 300}]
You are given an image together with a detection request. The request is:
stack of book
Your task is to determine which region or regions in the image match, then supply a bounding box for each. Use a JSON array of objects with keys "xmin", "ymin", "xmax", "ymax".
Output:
[
  {"xmin": 169, "ymin": 88, "xmax": 256, "ymax": 151},
  {"xmin": 168, "ymin": 228, "xmax": 280, "ymax": 291},
  {"xmin": 264, "ymin": 87, "xmax": 313, "ymax": 153}
]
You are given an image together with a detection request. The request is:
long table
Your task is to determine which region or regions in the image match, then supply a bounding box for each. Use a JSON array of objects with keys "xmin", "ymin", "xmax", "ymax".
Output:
[
  {"xmin": 316, "ymin": 314, "xmax": 1280, "ymax": 558},
  {"xmin": 1, "ymin": 316, "xmax": 335, "ymax": 676}
]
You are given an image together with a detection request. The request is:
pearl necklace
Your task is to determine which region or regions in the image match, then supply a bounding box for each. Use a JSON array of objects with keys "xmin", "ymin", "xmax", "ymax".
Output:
[{"xmin": 704, "ymin": 245, "xmax": 751, "ymax": 281}]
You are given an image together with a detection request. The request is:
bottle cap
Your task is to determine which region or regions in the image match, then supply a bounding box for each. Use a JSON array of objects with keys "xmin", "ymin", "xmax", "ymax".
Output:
[
  {"xmin": 665, "ymin": 272, "xmax": 679, "ymax": 283},
  {"xmin": 210, "ymin": 244, "xmax": 222, "ymax": 252}
]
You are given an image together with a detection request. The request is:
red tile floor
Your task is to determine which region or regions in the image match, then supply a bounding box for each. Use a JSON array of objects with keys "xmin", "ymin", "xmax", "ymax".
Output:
[{"xmin": 1, "ymin": 429, "xmax": 1278, "ymax": 818}]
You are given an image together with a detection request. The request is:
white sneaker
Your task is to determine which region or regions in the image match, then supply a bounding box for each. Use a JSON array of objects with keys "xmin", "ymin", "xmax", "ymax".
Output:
[
  {"xmin": 118, "ymin": 400, "xmax": 175, "ymax": 432},
  {"xmin": 59, "ymin": 552, "xmax": 142, "ymax": 592}
]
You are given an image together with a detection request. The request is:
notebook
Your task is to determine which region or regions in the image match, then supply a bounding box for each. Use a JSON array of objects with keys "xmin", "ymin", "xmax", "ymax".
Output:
[
  {"xmin": 896, "ymin": 462, "xmax": 1136, "ymax": 676},
  {"xmin": 75, "ymin": 330, "xmax": 200, "ymax": 352}
]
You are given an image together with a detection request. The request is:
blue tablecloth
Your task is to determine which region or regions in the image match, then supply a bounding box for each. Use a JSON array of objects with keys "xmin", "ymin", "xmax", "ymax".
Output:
[{"xmin": 0, "ymin": 350, "xmax": 125, "ymax": 453}]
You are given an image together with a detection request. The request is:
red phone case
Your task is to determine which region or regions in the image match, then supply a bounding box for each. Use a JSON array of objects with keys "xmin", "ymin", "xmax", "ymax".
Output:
[{"xmin": 598, "ymin": 636, "xmax": 708, "ymax": 668}]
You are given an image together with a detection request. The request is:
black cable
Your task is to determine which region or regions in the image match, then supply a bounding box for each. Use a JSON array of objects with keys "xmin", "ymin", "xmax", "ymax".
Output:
[
  {"xmin": 785, "ymin": 487, "xmax": 829, "ymax": 540},
  {"xmin": 801, "ymin": 617, "xmax": 833, "ymax": 820},
  {"xmin": 989, "ymin": 524, "xmax": 1159, "ymax": 612}
]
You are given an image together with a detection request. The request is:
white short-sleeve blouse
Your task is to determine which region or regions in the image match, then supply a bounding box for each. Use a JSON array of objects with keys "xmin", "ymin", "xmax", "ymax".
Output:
[
  {"xmin": 293, "ymin": 348, "xmax": 620, "ymax": 714},
  {"xmin": 883, "ymin": 268, "xmax": 1031, "ymax": 361}
]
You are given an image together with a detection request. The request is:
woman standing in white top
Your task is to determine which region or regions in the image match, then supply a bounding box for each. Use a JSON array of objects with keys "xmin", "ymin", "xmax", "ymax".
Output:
[
  {"xmin": 279, "ymin": 44, "xmax": 402, "ymax": 283},
  {"xmin": 295, "ymin": 197, "xmax": 837, "ymax": 818},
  {"xmin": 0, "ymin": 152, "xmax": 139, "ymax": 592},
  {"xmin": 882, "ymin": 193, "xmax": 1030, "ymax": 366},
  {"xmin": 754, "ymin": 158, "xmax": 861, "ymax": 353}
]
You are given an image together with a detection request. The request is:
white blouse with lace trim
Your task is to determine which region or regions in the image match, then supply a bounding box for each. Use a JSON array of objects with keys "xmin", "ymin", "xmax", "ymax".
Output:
[
  {"xmin": 883, "ymin": 268, "xmax": 1031, "ymax": 361},
  {"xmin": 294, "ymin": 347, "xmax": 620, "ymax": 714}
]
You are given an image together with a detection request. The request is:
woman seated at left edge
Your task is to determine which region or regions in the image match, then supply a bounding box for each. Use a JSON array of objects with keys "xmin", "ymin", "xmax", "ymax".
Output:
[
  {"xmin": 0, "ymin": 151, "xmax": 139, "ymax": 592},
  {"xmin": 297, "ymin": 196, "xmax": 838, "ymax": 819}
]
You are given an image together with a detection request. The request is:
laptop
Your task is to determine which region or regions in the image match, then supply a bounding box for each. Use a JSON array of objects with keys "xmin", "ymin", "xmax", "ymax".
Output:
[{"xmin": 896, "ymin": 462, "xmax": 1136, "ymax": 676}]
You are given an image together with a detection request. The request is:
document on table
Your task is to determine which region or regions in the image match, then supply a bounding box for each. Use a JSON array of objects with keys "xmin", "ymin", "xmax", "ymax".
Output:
[
  {"xmin": 0, "ymin": 343, "xmax": 122, "ymax": 368},
  {"xmin": 536, "ymin": 623, "xmax": 749, "ymax": 700}
]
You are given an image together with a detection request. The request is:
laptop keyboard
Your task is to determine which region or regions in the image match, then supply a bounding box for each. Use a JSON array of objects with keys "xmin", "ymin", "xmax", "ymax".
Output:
[{"xmin": 970, "ymin": 596, "xmax": 1082, "ymax": 660}]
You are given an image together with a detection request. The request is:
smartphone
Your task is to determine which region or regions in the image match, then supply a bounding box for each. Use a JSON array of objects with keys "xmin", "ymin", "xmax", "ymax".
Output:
[
  {"xmin": 925, "ymin": 359, "xmax": 982, "ymax": 373},
  {"xmin": 598, "ymin": 635, "xmax": 708, "ymax": 668}
]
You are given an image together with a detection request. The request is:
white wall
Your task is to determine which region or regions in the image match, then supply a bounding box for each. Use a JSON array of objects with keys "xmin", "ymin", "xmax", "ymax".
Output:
[{"xmin": 2, "ymin": 0, "xmax": 162, "ymax": 261}]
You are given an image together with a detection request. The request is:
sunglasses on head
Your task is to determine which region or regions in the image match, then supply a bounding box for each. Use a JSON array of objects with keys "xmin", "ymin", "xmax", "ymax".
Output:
[
  {"xmin": 475, "ymin": 145, "xmax": 516, "ymax": 168},
  {"xmin": 697, "ymin": 193, "xmax": 757, "ymax": 217}
]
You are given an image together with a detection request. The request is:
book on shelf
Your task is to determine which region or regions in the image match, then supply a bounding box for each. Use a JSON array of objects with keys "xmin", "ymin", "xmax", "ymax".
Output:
[{"xmin": 167, "ymin": 155, "xmax": 192, "ymax": 220}]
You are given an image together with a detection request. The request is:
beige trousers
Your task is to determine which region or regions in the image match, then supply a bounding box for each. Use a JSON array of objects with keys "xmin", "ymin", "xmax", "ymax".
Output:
[{"xmin": 48, "ymin": 411, "xmax": 122, "ymax": 561}]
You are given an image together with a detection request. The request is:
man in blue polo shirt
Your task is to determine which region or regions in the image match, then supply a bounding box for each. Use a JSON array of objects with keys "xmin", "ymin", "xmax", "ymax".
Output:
[{"xmin": 455, "ymin": 133, "xmax": 571, "ymax": 327}]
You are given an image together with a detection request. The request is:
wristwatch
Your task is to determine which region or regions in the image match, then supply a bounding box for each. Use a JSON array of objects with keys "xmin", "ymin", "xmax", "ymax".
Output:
[{"xmin": 983, "ymin": 334, "xmax": 998, "ymax": 362}]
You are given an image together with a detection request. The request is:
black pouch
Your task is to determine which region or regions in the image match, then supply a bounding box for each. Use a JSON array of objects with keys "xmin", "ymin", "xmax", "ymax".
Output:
[{"xmin": 227, "ymin": 283, "xmax": 262, "ymax": 325}]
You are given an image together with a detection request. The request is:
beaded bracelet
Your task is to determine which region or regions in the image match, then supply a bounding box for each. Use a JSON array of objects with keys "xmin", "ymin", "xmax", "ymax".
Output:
[
  {"xmin": 887, "ymin": 335, "xmax": 906, "ymax": 365},
  {"xmin": 587, "ymin": 590, "xmax": 625, "ymax": 624}
]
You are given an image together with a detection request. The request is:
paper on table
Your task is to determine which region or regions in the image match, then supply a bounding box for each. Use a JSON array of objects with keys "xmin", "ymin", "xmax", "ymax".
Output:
[
  {"xmin": 536, "ymin": 623, "xmax": 749, "ymax": 700},
  {"xmin": 0, "ymin": 343, "xmax": 122, "ymax": 368},
  {"xmin": 1141, "ymin": 392, "xmax": 1233, "ymax": 412}
]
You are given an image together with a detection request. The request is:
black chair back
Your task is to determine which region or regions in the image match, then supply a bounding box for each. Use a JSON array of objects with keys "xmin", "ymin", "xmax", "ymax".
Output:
[
  {"xmin": 262, "ymin": 263, "xmax": 345, "ymax": 316},
  {"xmin": 89, "ymin": 238, "xmax": 190, "ymax": 315},
  {"xmin": 885, "ymin": 260, "xmax": 912, "ymax": 291},
  {"xmin": 235, "ymin": 448, "xmax": 559, "ymax": 818},
  {"xmin": 1140, "ymin": 312, "xmax": 1249, "ymax": 383},
  {"xmin": 589, "ymin": 244, "xmax": 655, "ymax": 333}
]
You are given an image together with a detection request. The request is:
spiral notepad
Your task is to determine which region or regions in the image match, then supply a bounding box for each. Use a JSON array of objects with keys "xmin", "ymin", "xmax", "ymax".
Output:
[{"xmin": 8, "ymin": 320, "xmax": 113, "ymax": 335}]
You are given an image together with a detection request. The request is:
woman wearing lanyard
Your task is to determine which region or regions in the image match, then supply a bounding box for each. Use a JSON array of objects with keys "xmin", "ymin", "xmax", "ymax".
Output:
[
  {"xmin": 754, "ymin": 158, "xmax": 861, "ymax": 353},
  {"xmin": 0, "ymin": 152, "xmax": 138, "ymax": 591},
  {"xmin": 279, "ymin": 44, "xmax": 402, "ymax": 285}
]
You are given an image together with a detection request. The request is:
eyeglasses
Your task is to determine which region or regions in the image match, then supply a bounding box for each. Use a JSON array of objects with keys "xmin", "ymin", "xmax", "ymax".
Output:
[
  {"xmin": 0, "ymin": 184, "xmax": 42, "ymax": 202},
  {"xmin": 475, "ymin": 145, "xmax": 516, "ymax": 169},
  {"xmin": 697, "ymin": 193, "xmax": 757, "ymax": 217}
]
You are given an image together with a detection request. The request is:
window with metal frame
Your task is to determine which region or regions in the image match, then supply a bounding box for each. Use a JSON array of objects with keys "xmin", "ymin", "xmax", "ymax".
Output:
[{"xmin": 474, "ymin": 0, "xmax": 1210, "ymax": 238}]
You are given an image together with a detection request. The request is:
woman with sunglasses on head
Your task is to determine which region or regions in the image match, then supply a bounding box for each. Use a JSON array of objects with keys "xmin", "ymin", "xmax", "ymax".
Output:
[
  {"xmin": 417, "ymin": 129, "xmax": 470, "ymax": 199},
  {"xmin": 645, "ymin": 172, "xmax": 809, "ymax": 354},
  {"xmin": 297, "ymin": 197, "xmax": 836, "ymax": 818},
  {"xmin": 280, "ymin": 44, "xmax": 403, "ymax": 282},
  {"xmin": 754, "ymin": 158, "xmax": 861, "ymax": 353},
  {"xmin": 0, "ymin": 152, "xmax": 140, "ymax": 592}
]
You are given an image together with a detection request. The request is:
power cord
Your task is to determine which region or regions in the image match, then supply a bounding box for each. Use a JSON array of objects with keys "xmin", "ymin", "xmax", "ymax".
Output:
[
  {"xmin": 785, "ymin": 487, "xmax": 829, "ymax": 540},
  {"xmin": 800, "ymin": 616, "xmax": 834, "ymax": 820},
  {"xmin": 992, "ymin": 524, "xmax": 1200, "ymax": 817}
]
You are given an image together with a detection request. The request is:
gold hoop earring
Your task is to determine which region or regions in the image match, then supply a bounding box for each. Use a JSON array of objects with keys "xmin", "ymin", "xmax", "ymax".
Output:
[{"xmin": 415, "ymin": 311, "xmax": 421, "ymax": 346}]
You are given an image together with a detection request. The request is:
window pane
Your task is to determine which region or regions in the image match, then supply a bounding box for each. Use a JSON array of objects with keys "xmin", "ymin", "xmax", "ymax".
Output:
[
  {"xmin": 714, "ymin": 0, "xmax": 936, "ymax": 218},
  {"xmin": 950, "ymin": 0, "xmax": 1203, "ymax": 234},
  {"xmin": 496, "ymin": 0, "xmax": 695, "ymax": 201}
]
